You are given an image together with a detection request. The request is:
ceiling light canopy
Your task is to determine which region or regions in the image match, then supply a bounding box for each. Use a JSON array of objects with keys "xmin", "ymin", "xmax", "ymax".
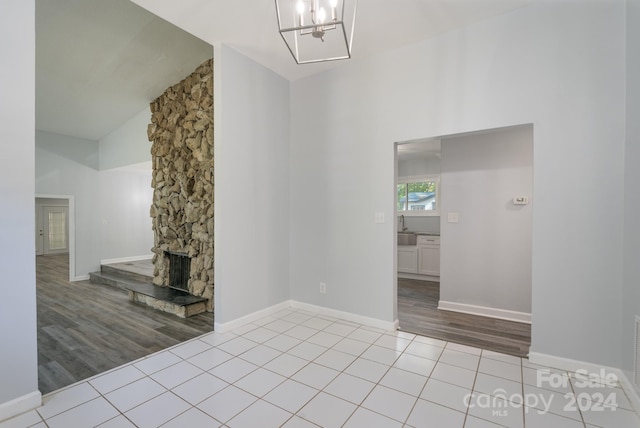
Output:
[{"xmin": 275, "ymin": 0, "xmax": 357, "ymax": 64}]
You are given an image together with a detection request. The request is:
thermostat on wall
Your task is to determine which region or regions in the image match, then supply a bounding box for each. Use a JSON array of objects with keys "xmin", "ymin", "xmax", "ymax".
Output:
[{"xmin": 513, "ymin": 196, "xmax": 529, "ymax": 205}]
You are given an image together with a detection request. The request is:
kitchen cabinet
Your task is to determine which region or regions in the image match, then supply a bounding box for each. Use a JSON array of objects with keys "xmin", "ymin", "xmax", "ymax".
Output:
[
  {"xmin": 417, "ymin": 236, "xmax": 440, "ymax": 276},
  {"xmin": 398, "ymin": 246, "xmax": 418, "ymax": 273}
]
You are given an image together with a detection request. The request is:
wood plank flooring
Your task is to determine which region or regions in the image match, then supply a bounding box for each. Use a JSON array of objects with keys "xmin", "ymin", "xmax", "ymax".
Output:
[
  {"xmin": 398, "ymin": 278, "xmax": 531, "ymax": 357},
  {"xmin": 36, "ymin": 254, "xmax": 213, "ymax": 394}
]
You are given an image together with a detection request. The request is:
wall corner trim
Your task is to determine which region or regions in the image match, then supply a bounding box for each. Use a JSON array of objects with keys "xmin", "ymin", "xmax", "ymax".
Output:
[
  {"xmin": 529, "ymin": 352, "xmax": 640, "ymax": 417},
  {"xmin": 392, "ymin": 319, "xmax": 401, "ymax": 331},
  {"xmin": 0, "ymin": 391, "xmax": 42, "ymax": 423},
  {"xmin": 438, "ymin": 300, "xmax": 531, "ymax": 324}
]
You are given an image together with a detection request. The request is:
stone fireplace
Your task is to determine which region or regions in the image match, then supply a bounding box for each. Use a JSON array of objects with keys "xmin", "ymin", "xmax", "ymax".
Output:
[{"xmin": 147, "ymin": 58, "xmax": 214, "ymax": 313}]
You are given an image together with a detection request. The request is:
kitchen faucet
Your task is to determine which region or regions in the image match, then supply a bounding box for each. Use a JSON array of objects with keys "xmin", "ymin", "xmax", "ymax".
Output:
[{"xmin": 400, "ymin": 215, "xmax": 408, "ymax": 231}]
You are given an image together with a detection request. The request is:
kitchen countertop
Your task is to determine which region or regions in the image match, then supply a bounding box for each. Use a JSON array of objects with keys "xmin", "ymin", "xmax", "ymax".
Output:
[{"xmin": 399, "ymin": 231, "xmax": 440, "ymax": 236}]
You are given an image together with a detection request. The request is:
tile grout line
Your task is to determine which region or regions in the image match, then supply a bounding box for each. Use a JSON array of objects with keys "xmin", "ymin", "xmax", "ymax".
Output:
[
  {"xmin": 23, "ymin": 308, "xmax": 631, "ymax": 428},
  {"xmin": 399, "ymin": 334, "xmax": 441, "ymax": 427},
  {"xmin": 460, "ymin": 346, "xmax": 482, "ymax": 428},
  {"xmin": 521, "ymin": 352, "xmax": 526, "ymax": 428}
]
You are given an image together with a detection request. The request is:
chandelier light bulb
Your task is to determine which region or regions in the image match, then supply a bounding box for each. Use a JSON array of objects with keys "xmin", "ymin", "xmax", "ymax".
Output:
[
  {"xmin": 296, "ymin": 0, "xmax": 305, "ymax": 26},
  {"xmin": 317, "ymin": 7, "xmax": 326, "ymax": 23},
  {"xmin": 329, "ymin": 0, "xmax": 338, "ymax": 20}
]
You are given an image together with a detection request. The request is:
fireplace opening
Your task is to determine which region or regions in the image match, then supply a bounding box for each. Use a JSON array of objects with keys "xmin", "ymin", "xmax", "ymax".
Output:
[{"xmin": 166, "ymin": 251, "xmax": 190, "ymax": 292}]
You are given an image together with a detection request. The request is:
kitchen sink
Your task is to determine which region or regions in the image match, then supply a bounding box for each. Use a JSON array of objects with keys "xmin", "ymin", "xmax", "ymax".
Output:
[{"xmin": 397, "ymin": 232, "xmax": 417, "ymax": 246}]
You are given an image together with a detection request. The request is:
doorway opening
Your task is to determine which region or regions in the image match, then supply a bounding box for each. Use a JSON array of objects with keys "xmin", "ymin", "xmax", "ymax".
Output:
[
  {"xmin": 394, "ymin": 125, "xmax": 533, "ymax": 357},
  {"xmin": 35, "ymin": 195, "xmax": 75, "ymax": 281},
  {"xmin": 34, "ymin": 0, "xmax": 216, "ymax": 395}
]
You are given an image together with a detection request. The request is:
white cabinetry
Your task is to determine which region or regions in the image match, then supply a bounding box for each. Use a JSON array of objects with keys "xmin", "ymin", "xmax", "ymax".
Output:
[
  {"xmin": 398, "ymin": 246, "xmax": 418, "ymax": 273},
  {"xmin": 417, "ymin": 236, "xmax": 440, "ymax": 276}
]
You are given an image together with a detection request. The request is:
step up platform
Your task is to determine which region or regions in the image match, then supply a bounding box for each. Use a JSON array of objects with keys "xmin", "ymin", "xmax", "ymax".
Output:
[{"xmin": 89, "ymin": 261, "xmax": 207, "ymax": 318}]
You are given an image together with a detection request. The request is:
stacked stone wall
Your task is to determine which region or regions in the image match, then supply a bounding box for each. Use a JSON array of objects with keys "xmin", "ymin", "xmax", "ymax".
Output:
[{"xmin": 147, "ymin": 59, "xmax": 214, "ymax": 312}]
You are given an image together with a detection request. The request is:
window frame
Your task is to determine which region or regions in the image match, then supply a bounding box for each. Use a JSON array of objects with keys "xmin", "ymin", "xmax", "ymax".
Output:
[{"xmin": 396, "ymin": 175, "xmax": 440, "ymax": 217}]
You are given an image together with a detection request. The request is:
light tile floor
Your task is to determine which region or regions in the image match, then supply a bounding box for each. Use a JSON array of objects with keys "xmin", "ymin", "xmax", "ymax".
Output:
[{"xmin": 2, "ymin": 308, "xmax": 639, "ymax": 428}]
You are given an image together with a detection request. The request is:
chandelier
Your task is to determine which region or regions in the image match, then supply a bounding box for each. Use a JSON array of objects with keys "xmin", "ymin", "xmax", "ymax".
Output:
[{"xmin": 275, "ymin": 0, "xmax": 358, "ymax": 64}]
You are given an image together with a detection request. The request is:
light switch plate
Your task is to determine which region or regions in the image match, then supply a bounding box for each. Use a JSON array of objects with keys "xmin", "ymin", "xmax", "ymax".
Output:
[
  {"xmin": 447, "ymin": 212, "xmax": 459, "ymax": 223},
  {"xmin": 513, "ymin": 196, "xmax": 529, "ymax": 205},
  {"xmin": 375, "ymin": 212, "xmax": 385, "ymax": 223}
]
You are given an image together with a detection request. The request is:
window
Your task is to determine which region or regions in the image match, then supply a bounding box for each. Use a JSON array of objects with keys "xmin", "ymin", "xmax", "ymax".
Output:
[
  {"xmin": 397, "ymin": 176, "xmax": 439, "ymax": 215},
  {"xmin": 48, "ymin": 211, "xmax": 67, "ymax": 250}
]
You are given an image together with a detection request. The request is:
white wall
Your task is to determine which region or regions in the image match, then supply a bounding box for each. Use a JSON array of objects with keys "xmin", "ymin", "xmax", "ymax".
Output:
[
  {"xmin": 398, "ymin": 156, "xmax": 441, "ymax": 177},
  {"xmin": 127, "ymin": 0, "xmax": 626, "ymax": 369},
  {"xmin": 402, "ymin": 216, "xmax": 440, "ymax": 234},
  {"xmin": 439, "ymin": 126, "xmax": 532, "ymax": 315},
  {"xmin": 0, "ymin": 0, "xmax": 40, "ymax": 417},
  {"xmin": 99, "ymin": 108, "xmax": 151, "ymax": 170},
  {"xmin": 623, "ymin": 0, "xmax": 640, "ymax": 391},
  {"xmin": 99, "ymin": 105, "xmax": 154, "ymax": 260},
  {"xmin": 290, "ymin": 1, "xmax": 626, "ymax": 367},
  {"xmin": 36, "ymin": 131, "xmax": 99, "ymax": 169},
  {"xmin": 214, "ymin": 45, "xmax": 290, "ymax": 325},
  {"xmin": 98, "ymin": 163, "xmax": 153, "ymax": 261},
  {"xmin": 36, "ymin": 132, "xmax": 101, "ymax": 277},
  {"xmin": 36, "ymin": 131, "xmax": 153, "ymax": 276}
]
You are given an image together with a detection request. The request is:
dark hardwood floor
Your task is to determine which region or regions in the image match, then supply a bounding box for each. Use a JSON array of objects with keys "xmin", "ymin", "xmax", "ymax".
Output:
[
  {"xmin": 36, "ymin": 254, "xmax": 213, "ymax": 394},
  {"xmin": 398, "ymin": 278, "xmax": 531, "ymax": 357}
]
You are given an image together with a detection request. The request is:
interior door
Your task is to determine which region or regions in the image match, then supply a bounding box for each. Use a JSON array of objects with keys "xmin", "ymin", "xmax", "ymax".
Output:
[{"xmin": 43, "ymin": 206, "xmax": 69, "ymax": 254}]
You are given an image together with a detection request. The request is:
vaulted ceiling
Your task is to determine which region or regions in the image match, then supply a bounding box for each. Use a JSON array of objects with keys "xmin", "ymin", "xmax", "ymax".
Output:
[
  {"xmin": 36, "ymin": 0, "xmax": 213, "ymax": 141},
  {"xmin": 37, "ymin": 0, "xmax": 535, "ymax": 141}
]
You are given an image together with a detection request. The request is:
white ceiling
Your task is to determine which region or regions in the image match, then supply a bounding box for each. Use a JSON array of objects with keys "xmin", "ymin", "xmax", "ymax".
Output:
[
  {"xmin": 37, "ymin": 0, "xmax": 536, "ymax": 141},
  {"xmin": 132, "ymin": 0, "xmax": 537, "ymax": 81},
  {"xmin": 36, "ymin": 0, "xmax": 213, "ymax": 141}
]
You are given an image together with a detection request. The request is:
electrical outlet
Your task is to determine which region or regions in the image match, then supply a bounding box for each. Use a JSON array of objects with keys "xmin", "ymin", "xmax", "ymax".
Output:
[{"xmin": 319, "ymin": 282, "xmax": 327, "ymax": 294}]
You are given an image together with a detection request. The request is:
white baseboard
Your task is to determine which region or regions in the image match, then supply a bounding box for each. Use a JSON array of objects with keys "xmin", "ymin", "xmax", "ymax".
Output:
[
  {"xmin": 0, "ymin": 390, "xmax": 41, "ymax": 423},
  {"xmin": 289, "ymin": 301, "xmax": 398, "ymax": 331},
  {"xmin": 392, "ymin": 319, "xmax": 400, "ymax": 331},
  {"xmin": 214, "ymin": 300, "xmax": 398, "ymax": 334},
  {"xmin": 398, "ymin": 273, "xmax": 440, "ymax": 282},
  {"xmin": 529, "ymin": 352, "xmax": 640, "ymax": 416},
  {"xmin": 398, "ymin": 272, "xmax": 440, "ymax": 282},
  {"xmin": 214, "ymin": 301, "xmax": 292, "ymax": 333},
  {"xmin": 100, "ymin": 255, "xmax": 153, "ymax": 265},
  {"xmin": 438, "ymin": 300, "xmax": 531, "ymax": 324},
  {"xmin": 73, "ymin": 275, "xmax": 90, "ymax": 282}
]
